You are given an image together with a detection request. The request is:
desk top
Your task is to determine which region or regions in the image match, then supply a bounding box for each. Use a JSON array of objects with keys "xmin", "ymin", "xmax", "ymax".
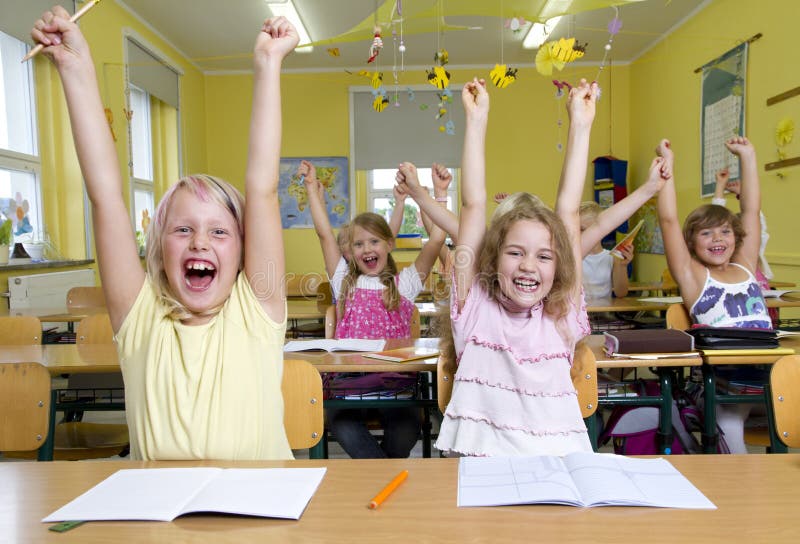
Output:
[
  {"xmin": 0, "ymin": 338, "xmax": 440, "ymax": 374},
  {"xmin": 701, "ymin": 336, "xmax": 800, "ymax": 365},
  {"xmin": 2, "ymin": 455, "xmax": 799, "ymax": 543},
  {"xmin": 583, "ymin": 334, "xmax": 703, "ymax": 369},
  {"xmin": 586, "ymin": 297, "xmax": 671, "ymax": 313},
  {"xmin": 0, "ymin": 305, "xmax": 102, "ymax": 322}
]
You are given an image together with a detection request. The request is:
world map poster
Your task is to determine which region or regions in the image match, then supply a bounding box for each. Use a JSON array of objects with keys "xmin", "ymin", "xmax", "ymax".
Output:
[{"xmin": 278, "ymin": 157, "xmax": 349, "ymax": 229}]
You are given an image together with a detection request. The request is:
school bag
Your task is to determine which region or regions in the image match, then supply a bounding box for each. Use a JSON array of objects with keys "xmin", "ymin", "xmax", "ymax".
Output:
[{"xmin": 598, "ymin": 380, "xmax": 730, "ymax": 455}]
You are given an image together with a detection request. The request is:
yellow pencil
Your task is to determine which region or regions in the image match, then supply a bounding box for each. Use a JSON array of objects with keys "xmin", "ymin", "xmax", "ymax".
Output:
[
  {"xmin": 368, "ymin": 469, "xmax": 408, "ymax": 509},
  {"xmin": 22, "ymin": 0, "xmax": 103, "ymax": 63}
]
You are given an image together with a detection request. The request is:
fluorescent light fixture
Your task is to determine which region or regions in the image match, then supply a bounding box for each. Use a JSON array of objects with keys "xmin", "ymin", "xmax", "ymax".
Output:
[
  {"xmin": 522, "ymin": 16, "xmax": 562, "ymax": 49},
  {"xmin": 266, "ymin": 0, "xmax": 313, "ymax": 52}
]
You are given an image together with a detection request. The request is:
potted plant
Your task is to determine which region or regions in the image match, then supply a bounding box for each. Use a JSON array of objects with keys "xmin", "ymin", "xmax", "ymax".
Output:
[{"xmin": 0, "ymin": 218, "xmax": 11, "ymax": 265}]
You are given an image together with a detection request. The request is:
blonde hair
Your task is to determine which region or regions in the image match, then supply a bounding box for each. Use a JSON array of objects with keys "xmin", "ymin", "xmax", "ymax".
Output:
[
  {"xmin": 439, "ymin": 192, "xmax": 577, "ymax": 360},
  {"xmin": 579, "ymin": 201, "xmax": 601, "ymax": 226},
  {"xmin": 145, "ymin": 174, "xmax": 245, "ymax": 321},
  {"xmin": 337, "ymin": 213, "xmax": 400, "ymax": 315}
]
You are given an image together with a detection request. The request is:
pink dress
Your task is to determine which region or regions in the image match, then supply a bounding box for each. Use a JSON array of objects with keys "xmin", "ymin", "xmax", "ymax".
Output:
[{"xmin": 435, "ymin": 279, "xmax": 593, "ymax": 456}]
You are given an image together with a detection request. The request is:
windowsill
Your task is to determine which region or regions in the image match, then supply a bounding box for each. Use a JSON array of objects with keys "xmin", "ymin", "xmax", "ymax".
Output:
[{"xmin": 0, "ymin": 258, "xmax": 95, "ymax": 271}]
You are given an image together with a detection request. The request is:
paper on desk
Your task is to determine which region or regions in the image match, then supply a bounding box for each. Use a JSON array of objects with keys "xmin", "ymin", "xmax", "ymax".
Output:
[{"xmin": 637, "ymin": 296, "xmax": 684, "ymax": 304}]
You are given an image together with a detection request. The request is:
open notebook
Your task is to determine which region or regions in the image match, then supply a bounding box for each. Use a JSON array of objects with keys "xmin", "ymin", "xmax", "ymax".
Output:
[
  {"xmin": 284, "ymin": 339, "xmax": 385, "ymax": 352},
  {"xmin": 43, "ymin": 468, "xmax": 326, "ymax": 523}
]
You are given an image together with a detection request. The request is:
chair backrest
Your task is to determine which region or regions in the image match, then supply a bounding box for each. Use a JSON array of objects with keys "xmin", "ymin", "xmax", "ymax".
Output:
[
  {"xmin": 66, "ymin": 286, "xmax": 106, "ymax": 309},
  {"xmin": 0, "ymin": 362, "xmax": 51, "ymax": 452},
  {"xmin": 286, "ymin": 273, "xmax": 324, "ymax": 299},
  {"xmin": 437, "ymin": 342, "xmax": 599, "ymax": 419},
  {"xmin": 666, "ymin": 303, "xmax": 691, "ymax": 330},
  {"xmin": 324, "ymin": 304, "xmax": 420, "ymax": 339},
  {"xmin": 770, "ymin": 354, "xmax": 800, "ymax": 448},
  {"xmin": 661, "ymin": 268, "xmax": 678, "ymax": 296},
  {"xmin": 282, "ymin": 359, "xmax": 324, "ymax": 449},
  {"xmin": 0, "ymin": 316, "xmax": 41, "ymax": 345},
  {"xmin": 76, "ymin": 313, "xmax": 114, "ymax": 344},
  {"xmin": 316, "ymin": 281, "xmax": 333, "ymax": 312}
]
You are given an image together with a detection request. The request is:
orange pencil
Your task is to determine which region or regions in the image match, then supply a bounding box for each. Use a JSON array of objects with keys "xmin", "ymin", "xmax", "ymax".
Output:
[
  {"xmin": 23, "ymin": 0, "xmax": 103, "ymax": 63},
  {"xmin": 368, "ymin": 469, "xmax": 408, "ymax": 509}
]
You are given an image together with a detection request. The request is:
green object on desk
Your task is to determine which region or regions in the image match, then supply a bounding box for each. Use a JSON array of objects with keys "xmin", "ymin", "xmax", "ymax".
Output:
[{"xmin": 48, "ymin": 520, "xmax": 86, "ymax": 532}]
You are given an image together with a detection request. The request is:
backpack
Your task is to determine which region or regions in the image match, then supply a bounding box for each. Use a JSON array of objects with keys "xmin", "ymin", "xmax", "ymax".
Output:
[{"xmin": 598, "ymin": 380, "xmax": 730, "ymax": 455}]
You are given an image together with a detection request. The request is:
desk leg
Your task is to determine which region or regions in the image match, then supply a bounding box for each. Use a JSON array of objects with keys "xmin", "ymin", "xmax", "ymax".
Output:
[
  {"xmin": 656, "ymin": 369, "xmax": 674, "ymax": 454},
  {"xmin": 38, "ymin": 389, "xmax": 56, "ymax": 461},
  {"xmin": 585, "ymin": 415, "xmax": 598, "ymax": 451},
  {"xmin": 308, "ymin": 440, "xmax": 326, "ymax": 459},
  {"xmin": 702, "ymin": 364, "xmax": 719, "ymax": 454}
]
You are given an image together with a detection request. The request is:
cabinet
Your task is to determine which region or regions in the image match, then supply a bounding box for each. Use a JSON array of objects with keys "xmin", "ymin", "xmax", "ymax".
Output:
[{"xmin": 592, "ymin": 156, "xmax": 628, "ymax": 249}]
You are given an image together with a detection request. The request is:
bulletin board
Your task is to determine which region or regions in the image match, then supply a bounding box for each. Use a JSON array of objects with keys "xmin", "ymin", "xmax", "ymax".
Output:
[{"xmin": 700, "ymin": 42, "xmax": 748, "ymax": 197}]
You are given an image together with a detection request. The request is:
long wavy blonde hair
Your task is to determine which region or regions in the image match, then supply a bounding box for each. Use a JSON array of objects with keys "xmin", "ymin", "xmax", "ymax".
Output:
[
  {"xmin": 337, "ymin": 212, "xmax": 400, "ymax": 315},
  {"xmin": 145, "ymin": 174, "xmax": 245, "ymax": 321},
  {"xmin": 438, "ymin": 192, "xmax": 577, "ymax": 363}
]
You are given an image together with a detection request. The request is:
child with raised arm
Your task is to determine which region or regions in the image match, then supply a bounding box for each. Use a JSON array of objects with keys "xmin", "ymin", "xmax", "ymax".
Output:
[
  {"xmin": 657, "ymin": 137, "xmax": 769, "ymax": 453},
  {"xmin": 434, "ymin": 78, "xmax": 597, "ymax": 457},
  {"xmin": 300, "ymin": 162, "xmax": 447, "ymax": 458},
  {"xmin": 32, "ymin": 8, "xmax": 298, "ymax": 460},
  {"xmin": 579, "ymin": 156, "xmax": 668, "ymax": 299}
]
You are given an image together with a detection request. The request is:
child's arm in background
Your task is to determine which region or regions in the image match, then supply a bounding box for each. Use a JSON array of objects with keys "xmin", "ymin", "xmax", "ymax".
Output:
[
  {"xmin": 453, "ymin": 79, "xmax": 489, "ymax": 310},
  {"xmin": 396, "ymin": 162, "xmax": 460, "ymax": 242},
  {"xmin": 655, "ymin": 139, "xmax": 702, "ymax": 302},
  {"xmin": 557, "ymin": 79, "xmax": 597, "ymax": 297},
  {"xmin": 388, "ymin": 184, "xmax": 407, "ymax": 238},
  {"xmin": 244, "ymin": 16, "xmax": 298, "ymax": 322},
  {"xmin": 611, "ymin": 244, "xmax": 632, "ymax": 297},
  {"xmin": 395, "ymin": 163, "xmax": 447, "ymax": 282},
  {"xmin": 711, "ymin": 167, "xmax": 730, "ymax": 205},
  {"xmin": 725, "ymin": 137, "xmax": 761, "ymax": 272},
  {"xmin": 581, "ymin": 156, "xmax": 666, "ymax": 257},
  {"xmin": 299, "ymin": 160, "xmax": 342, "ymax": 278},
  {"xmin": 32, "ymin": 7, "xmax": 143, "ymax": 331}
]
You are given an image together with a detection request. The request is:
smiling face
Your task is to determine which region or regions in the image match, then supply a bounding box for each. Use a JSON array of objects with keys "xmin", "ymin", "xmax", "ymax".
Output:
[
  {"xmin": 496, "ymin": 219, "xmax": 556, "ymax": 309},
  {"xmin": 160, "ymin": 188, "xmax": 242, "ymax": 322},
  {"xmin": 350, "ymin": 224, "xmax": 393, "ymax": 276},
  {"xmin": 692, "ymin": 222, "xmax": 736, "ymax": 267}
]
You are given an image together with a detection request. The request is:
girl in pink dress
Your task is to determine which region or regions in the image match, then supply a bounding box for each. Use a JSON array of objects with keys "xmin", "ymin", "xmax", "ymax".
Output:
[{"xmin": 435, "ymin": 78, "xmax": 598, "ymax": 457}]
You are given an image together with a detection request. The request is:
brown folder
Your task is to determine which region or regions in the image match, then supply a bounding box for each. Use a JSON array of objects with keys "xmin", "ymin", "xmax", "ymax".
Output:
[{"xmin": 604, "ymin": 329, "xmax": 695, "ymax": 354}]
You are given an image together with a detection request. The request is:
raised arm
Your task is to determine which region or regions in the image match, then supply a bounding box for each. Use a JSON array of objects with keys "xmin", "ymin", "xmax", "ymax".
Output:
[
  {"xmin": 655, "ymin": 139, "xmax": 700, "ymax": 297},
  {"xmin": 388, "ymin": 184, "xmax": 407, "ymax": 238},
  {"xmin": 712, "ymin": 168, "xmax": 730, "ymax": 203},
  {"xmin": 611, "ymin": 245, "xmax": 632, "ymax": 297},
  {"xmin": 395, "ymin": 162, "xmax": 460, "ymax": 242},
  {"xmin": 453, "ymin": 79, "xmax": 489, "ymax": 309},
  {"xmin": 299, "ymin": 160, "xmax": 342, "ymax": 277},
  {"xmin": 580, "ymin": 156, "xmax": 666, "ymax": 257},
  {"xmin": 32, "ymin": 6, "xmax": 143, "ymax": 331},
  {"xmin": 726, "ymin": 137, "xmax": 761, "ymax": 271},
  {"xmin": 244, "ymin": 16, "xmax": 298, "ymax": 322},
  {"xmin": 557, "ymin": 79, "xmax": 597, "ymax": 295}
]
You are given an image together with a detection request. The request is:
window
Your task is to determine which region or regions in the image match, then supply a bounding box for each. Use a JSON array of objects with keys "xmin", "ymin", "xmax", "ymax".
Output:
[
  {"xmin": 129, "ymin": 85, "xmax": 154, "ymax": 253},
  {"xmin": 367, "ymin": 168, "xmax": 458, "ymax": 236},
  {"xmin": 0, "ymin": 30, "xmax": 42, "ymax": 246}
]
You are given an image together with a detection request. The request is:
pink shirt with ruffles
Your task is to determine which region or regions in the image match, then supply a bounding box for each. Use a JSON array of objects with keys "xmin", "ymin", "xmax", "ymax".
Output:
[{"xmin": 435, "ymin": 279, "xmax": 593, "ymax": 457}]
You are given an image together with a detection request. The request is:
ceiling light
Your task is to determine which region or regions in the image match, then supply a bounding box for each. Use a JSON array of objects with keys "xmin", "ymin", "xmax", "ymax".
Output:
[
  {"xmin": 522, "ymin": 16, "xmax": 562, "ymax": 49},
  {"xmin": 265, "ymin": 0, "xmax": 313, "ymax": 53}
]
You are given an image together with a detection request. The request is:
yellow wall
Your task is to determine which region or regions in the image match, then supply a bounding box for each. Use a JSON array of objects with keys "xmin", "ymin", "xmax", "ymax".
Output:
[
  {"xmin": 205, "ymin": 64, "xmax": 630, "ymax": 273},
  {"xmin": 629, "ymin": 0, "xmax": 800, "ymax": 285}
]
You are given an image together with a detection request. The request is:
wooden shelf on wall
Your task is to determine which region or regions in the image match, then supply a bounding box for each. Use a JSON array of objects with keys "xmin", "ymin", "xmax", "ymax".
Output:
[
  {"xmin": 767, "ymin": 86, "xmax": 800, "ymax": 106},
  {"xmin": 765, "ymin": 156, "xmax": 800, "ymax": 171}
]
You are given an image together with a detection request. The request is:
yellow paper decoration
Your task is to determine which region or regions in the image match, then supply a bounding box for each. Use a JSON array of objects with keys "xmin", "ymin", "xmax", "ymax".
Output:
[
  {"xmin": 776, "ymin": 118, "xmax": 795, "ymax": 147},
  {"xmin": 490, "ymin": 64, "xmax": 518, "ymax": 88},
  {"xmin": 373, "ymin": 95, "xmax": 389, "ymax": 112},
  {"xmin": 535, "ymin": 37, "xmax": 585, "ymax": 76},
  {"xmin": 426, "ymin": 66, "xmax": 450, "ymax": 89}
]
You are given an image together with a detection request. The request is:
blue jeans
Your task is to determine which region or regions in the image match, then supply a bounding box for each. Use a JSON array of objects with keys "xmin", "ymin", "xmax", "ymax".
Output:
[{"xmin": 327, "ymin": 407, "xmax": 420, "ymax": 458}]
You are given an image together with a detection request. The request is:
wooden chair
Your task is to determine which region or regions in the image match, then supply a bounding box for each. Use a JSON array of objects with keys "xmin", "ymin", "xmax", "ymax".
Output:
[
  {"xmin": 282, "ymin": 359, "xmax": 324, "ymax": 450},
  {"xmin": 290, "ymin": 281, "xmax": 332, "ymax": 338},
  {"xmin": 325, "ymin": 305, "xmax": 420, "ymax": 339},
  {"xmin": 437, "ymin": 342, "xmax": 599, "ymax": 447},
  {"xmin": 661, "ymin": 268, "xmax": 679, "ymax": 296},
  {"xmin": 76, "ymin": 313, "xmax": 115, "ymax": 344},
  {"xmin": 768, "ymin": 355, "xmax": 800, "ymax": 449},
  {"xmin": 285, "ymin": 273, "xmax": 324, "ymax": 300},
  {"xmin": 66, "ymin": 286, "xmax": 106, "ymax": 309},
  {"xmin": 666, "ymin": 303, "xmax": 691, "ymax": 330},
  {"xmin": 0, "ymin": 362, "xmax": 51, "ymax": 458},
  {"xmin": 0, "ymin": 316, "xmax": 41, "ymax": 344}
]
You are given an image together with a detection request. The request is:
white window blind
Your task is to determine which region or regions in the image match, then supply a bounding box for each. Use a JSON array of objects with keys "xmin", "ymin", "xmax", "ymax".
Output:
[
  {"xmin": 352, "ymin": 88, "xmax": 465, "ymax": 170},
  {"xmin": 127, "ymin": 38, "xmax": 180, "ymax": 109}
]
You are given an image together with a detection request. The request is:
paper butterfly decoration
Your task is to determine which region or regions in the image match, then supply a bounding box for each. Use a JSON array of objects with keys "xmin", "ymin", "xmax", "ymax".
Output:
[
  {"xmin": 776, "ymin": 118, "xmax": 795, "ymax": 147},
  {"xmin": 535, "ymin": 37, "xmax": 586, "ymax": 76},
  {"xmin": 373, "ymin": 94, "xmax": 389, "ymax": 112},
  {"xmin": 327, "ymin": 48, "xmax": 340, "ymax": 57},
  {"xmin": 490, "ymin": 64, "xmax": 518, "ymax": 88},
  {"xmin": 426, "ymin": 66, "xmax": 450, "ymax": 89}
]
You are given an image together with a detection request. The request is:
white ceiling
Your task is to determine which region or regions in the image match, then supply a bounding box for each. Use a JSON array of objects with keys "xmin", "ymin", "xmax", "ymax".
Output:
[{"xmin": 115, "ymin": 0, "xmax": 709, "ymax": 73}]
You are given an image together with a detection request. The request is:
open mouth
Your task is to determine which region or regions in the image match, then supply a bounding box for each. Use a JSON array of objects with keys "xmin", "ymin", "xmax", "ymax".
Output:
[
  {"xmin": 184, "ymin": 259, "xmax": 217, "ymax": 291},
  {"xmin": 362, "ymin": 255, "xmax": 378, "ymax": 270},
  {"xmin": 513, "ymin": 277, "xmax": 540, "ymax": 293},
  {"xmin": 708, "ymin": 245, "xmax": 727, "ymax": 255}
]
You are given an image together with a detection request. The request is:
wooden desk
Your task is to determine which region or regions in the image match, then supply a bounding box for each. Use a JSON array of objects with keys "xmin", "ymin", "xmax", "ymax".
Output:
[
  {"xmin": 3, "ymin": 455, "xmax": 800, "ymax": 543},
  {"xmin": 627, "ymin": 281, "xmax": 665, "ymax": 293},
  {"xmin": 582, "ymin": 335, "xmax": 702, "ymax": 453},
  {"xmin": 698, "ymin": 336, "xmax": 800, "ymax": 453},
  {"xmin": 0, "ymin": 305, "xmax": 102, "ymax": 322},
  {"xmin": 586, "ymin": 297, "xmax": 671, "ymax": 313}
]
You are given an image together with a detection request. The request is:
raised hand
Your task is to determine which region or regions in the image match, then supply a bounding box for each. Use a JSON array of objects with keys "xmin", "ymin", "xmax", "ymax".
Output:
[
  {"xmin": 431, "ymin": 163, "xmax": 453, "ymax": 193},
  {"xmin": 715, "ymin": 168, "xmax": 730, "ymax": 189},
  {"xmin": 462, "ymin": 78, "xmax": 489, "ymax": 120},
  {"xmin": 30, "ymin": 5, "xmax": 89, "ymax": 70},
  {"xmin": 493, "ymin": 192, "xmax": 509, "ymax": 204},
  {"xmin": 614, "ymin": 243, "xmax": 634, "ymax": 266},
  {"xmin": 299, "ymin": 160, "xmax": 323, "ymax": 198},
  {"xmin": 655, "ymin": 139, "xmax": 674, "ymax": 180},
  {"xmin": 644, "ymin": 157, "xmax": 669, "ymax": 193},
  {"xmin": 725, "ymin": 136, "xmax": 755, "ymax": 158},
  {"xmin": 254, "ymin": 16, "xmax": 299, "ymax": 60},
  {"xmin": 725, "ymin": 179, "xmax": 741, "ymax": 196},
  {"xmin": 566, "ymin": 79, "xmax": 598, "ymax": 127},
  {"xmin": 392, "ymin": 182, "xmax": 408, "ymax": 203},
  {"xmin": 395, "ymin": 161, "xmax": 424, "ymax": 198}
]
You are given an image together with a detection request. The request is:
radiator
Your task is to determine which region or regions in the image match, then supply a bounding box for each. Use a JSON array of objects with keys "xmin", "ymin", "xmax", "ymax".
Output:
[{"xmin": 7, "ymin": 269, "xmax": 96, "ymax": 309}]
